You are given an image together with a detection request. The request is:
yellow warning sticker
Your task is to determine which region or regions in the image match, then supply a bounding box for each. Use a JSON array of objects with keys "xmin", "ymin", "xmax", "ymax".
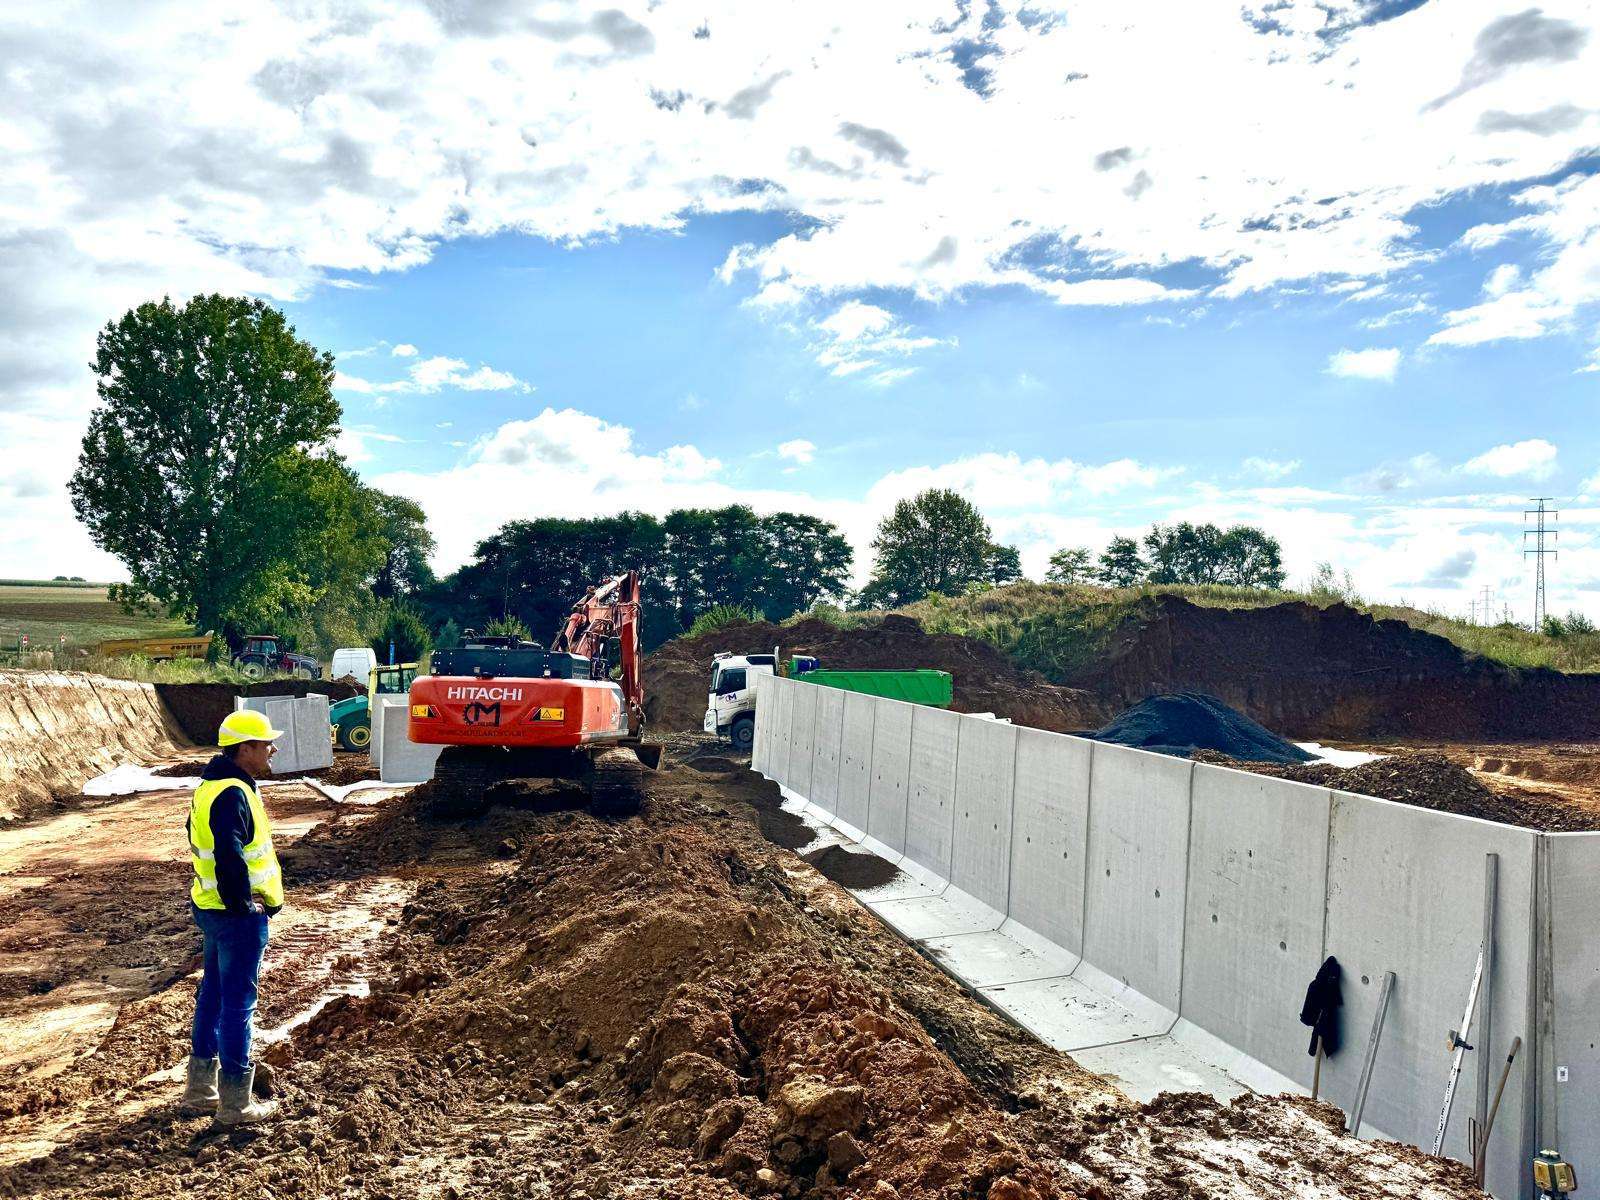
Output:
[{"xmin": 536, "ymin": 706, "xmax": 565, "ymax": 721}]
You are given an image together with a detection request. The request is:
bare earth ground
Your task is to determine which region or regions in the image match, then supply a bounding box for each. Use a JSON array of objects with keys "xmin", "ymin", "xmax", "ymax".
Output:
[{"xmin": 0, "ymin": 743, "xmax": 1482, "ymax": 1200}]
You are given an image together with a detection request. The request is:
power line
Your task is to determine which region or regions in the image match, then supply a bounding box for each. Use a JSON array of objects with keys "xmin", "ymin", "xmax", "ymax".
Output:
[{"xmin": 1523, "ymin": 498, "xmax": 1558, "ymax": 629}]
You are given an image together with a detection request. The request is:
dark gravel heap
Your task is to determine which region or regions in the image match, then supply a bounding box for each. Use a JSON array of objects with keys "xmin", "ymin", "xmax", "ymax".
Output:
[{"xmin": 1092, "ymin": 692, "xmax": 1314, "ymax": 764}]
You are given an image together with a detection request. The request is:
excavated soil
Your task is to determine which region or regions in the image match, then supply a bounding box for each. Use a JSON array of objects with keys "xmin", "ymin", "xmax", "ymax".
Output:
[
  {"xmin": 155, "ymin": 679, "xmax": 361, "ymax": 746},
  {"xmin": 0, "ymin": 671, "xmax": 184, "ymax": 823},
  {"xmin": 1197, "ymin": 749, "xmax": 1600, "ymax": 832},
  {"xmin": 1073, "ymin": 595, "xmax": 1600, "ymax": 741},
  {"xmin": 0, "ymin": 742, "xmax": 1487, "ymax": 1200},
  {"xmin": 646, "ymin": 616, "xmax": 1105, "ymax": 735}
]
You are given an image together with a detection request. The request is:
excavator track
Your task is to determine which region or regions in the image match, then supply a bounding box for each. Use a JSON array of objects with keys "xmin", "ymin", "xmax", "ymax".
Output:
[
  {"xmin": 425, "ymin": 744, "xmax": 650, "ymax": 819},
  {"xmin": 588, "ymin": 747, "xmax": 649, "ymax": 817}
]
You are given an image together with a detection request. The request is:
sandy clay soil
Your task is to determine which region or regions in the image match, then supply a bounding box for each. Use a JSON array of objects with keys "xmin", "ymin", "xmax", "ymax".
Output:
[{"xmin": 0, "ymin": 744, "xmax": 1484, "ymax": 1200}]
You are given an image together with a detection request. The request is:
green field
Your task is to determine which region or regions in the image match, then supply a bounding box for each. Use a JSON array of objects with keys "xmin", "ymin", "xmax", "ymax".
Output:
[{"xmin": 0, "ymin": 583, "xmax": 189, "ymax": 651}]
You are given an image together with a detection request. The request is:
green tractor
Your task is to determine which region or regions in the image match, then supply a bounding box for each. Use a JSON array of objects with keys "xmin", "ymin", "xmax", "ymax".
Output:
[{"xmin": 330, "ymin": 663, "xmax": 419, "ymax": 752}]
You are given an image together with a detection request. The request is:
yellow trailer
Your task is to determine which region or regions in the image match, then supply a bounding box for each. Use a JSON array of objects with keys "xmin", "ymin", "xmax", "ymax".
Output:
[{"xmin": 96, "ymin": 633, "xmax": 213, "ymax": 661}]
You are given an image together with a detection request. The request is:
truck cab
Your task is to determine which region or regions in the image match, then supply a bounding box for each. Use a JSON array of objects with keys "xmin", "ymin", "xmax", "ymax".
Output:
[{"xmin": 703, "ymin": 651, "xmax": 778, "ymax": 749}]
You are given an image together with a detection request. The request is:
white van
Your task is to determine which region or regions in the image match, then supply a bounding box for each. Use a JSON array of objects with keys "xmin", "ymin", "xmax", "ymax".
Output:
[{"xmin": 331, "ymin": 646, "xmax": 378, "ymax": 684}]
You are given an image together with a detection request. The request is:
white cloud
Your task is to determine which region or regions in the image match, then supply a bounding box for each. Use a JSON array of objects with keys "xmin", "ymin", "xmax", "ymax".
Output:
[
  {"xmin": 337, "ymin": 352, "xmax": 531, "ymax": 399},
  {"xmin": 1431, "ymin": 172, "xmax": 1600, "ymax": 349},
  {"xmin": 1326, "ymin": 347, "xmax": 1401, "ymax": 381},
  {"xmin": 334, "ymin": 426, "xmax": 406, "ymax": 465},
  {"xmin": 392, "ymin": 343, "xmax": 418, "ymax": 358},
  {"xmin": 777, "ymin": 438, "xmax": 815, "ymax": 465},
  {"xmin": 810, "ymin": 301, "xmax": 951, "ymax": 380},
  {"xmin": 1458, "ymin": 438, "xmax": 1559, "ymax": 479},
  {"xmin": 1361, "ymin": 300, "xmax": 1432, "ymax": 329},
  {"xmin": 1242, "ymin": 457, "xmax": 1302, "ymax": 480}
]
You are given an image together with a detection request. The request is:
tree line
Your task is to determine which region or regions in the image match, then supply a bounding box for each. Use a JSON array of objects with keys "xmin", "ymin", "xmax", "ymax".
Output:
[
  {"xmin": 70, "ymin": 294, "xmax": 1289, "ymax": 662},
  {"xmin": 1046, "ymin": 523, "xmax": 1286, "ymax": 589}
]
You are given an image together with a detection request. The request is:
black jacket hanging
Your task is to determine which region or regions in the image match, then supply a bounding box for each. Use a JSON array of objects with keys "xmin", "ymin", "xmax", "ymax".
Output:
[{"xmin": 1300, "ymin": 955, "xmax": 1343, "ymax": 1056}]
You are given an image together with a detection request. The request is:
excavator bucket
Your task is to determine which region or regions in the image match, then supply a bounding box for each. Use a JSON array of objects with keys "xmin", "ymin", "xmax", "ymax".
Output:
[{"xmin": 631, "ymin": 742, "xmax": 663, "ymax": 771}]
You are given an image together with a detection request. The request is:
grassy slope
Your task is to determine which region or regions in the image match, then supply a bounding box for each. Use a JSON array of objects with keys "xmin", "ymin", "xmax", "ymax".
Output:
[
  {"xmin": 0, "ymin": 583, "xmax": 253, "ymax": 684},
  {"xmin": 0, "ymin": 584, "xmax": 188, "ymax": 647},
  {"xmin": 788, "ymin": 583, "xmax": 1600, "ymax": 683}
]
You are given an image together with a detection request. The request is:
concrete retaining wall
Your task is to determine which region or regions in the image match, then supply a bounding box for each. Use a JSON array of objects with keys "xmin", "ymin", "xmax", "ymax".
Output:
[
  {"xmin": 233, "ymin": 693, "xmax": 332, "ymax": 774},
  {"xmin": 753, "ymin": 673, "xmax": 1596, "ymax": 1200},
  {"xmin": 374, "ymin": 697, "xmax": 441, "ymax": 784}
]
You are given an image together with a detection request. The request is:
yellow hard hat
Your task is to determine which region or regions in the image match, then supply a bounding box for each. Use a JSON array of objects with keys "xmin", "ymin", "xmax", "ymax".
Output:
[{"xmin": 218, "ymin": 709, "xmax": 285, "ymax": 747}]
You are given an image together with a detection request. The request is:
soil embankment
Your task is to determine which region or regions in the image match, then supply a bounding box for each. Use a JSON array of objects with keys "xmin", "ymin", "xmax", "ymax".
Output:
[
  {"xmin": 155, "ymin": 678, "xmax": 361, "ymax": 746},
  {"xmin": 0, "ymin": 671, "xmax": 182, "ymax": 823},
  {"xmin": 646, "ymin": 615, "xmax": 1104, "ymax": 734},
  {"xmin": 1072, "ymin": 596, "xmax": 1600, "ymax": 741}
]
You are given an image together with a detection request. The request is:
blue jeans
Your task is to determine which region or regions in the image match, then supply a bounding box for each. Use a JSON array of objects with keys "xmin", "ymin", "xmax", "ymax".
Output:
[{"xmin": 191, "ymin": 906, "xmax": 269, "ymax": 1076}]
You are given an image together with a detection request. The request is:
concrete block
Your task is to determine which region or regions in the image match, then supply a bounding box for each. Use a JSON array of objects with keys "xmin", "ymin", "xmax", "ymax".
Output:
[
  {"xmin": 922, "ymin": 927, "xmax": 1077, "ymax": 989},
  {"xmin": 982, "ymin": 973, "xmax": 1169, "ymax": 1053},
  {"xmin": 292, "ymin": 693, "xmax": 333, "ymax": 771},
  {"xmin": 834, "ymin": 691, "xmax": 876, "ymax": 838},
  {"xmin": 1081, "ymin": 743, "xmax": 1193, "ymax": 1013},
  {"xmin": 808, "ymin": 685, "xmax": 845, "ymax": 819},
  {"xmin": 1181, "ymin": 764, "xmax": 1332, "ymax": 1087},
  {"xmin": 1007, "ymin": 730, "xmax": 1093, "ymax": 955},
  {"xmin": 786, "ymin": 681, "xmax": 816, "ymax": 799},
  {"xmin": 750, "ymin": 672, "xmax": 768, "ymax": 774},
  {"xmin": 865, "ymin": 698, "xmax": 913, "ymax": 858},
  {"xmin": 904, "ymin": 706, "xmax": 961, "ymax": 882},
  {"xmin": 1319, "ymin": 793, "xmax": 1535, "ymax": 1193},
  {"xmin": 867, "ymin": 887, "xmax": 1001, "ymax": 941},
  {"xmin": 765, "ymin": 674, "xmax": 794, "ymax": 785},
  {"xmin": 377, "ymin": 699, "xmax": 442, "ymax": 784},
  {"xmin": 370, "ymin": 695, "xmax": 409, "ymax": 772},
  {"xmin": 1545, "ymin": 833, "xmax": 1600, "ymax": 1195},
  {"xmin": 949, "ymin": 717, "xmax": 1018, "ymax": 913}
]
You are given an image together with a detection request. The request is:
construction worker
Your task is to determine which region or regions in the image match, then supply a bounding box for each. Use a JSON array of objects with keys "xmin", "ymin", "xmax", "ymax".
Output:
[{"xmin": 178, "ymin": 709, "xmax": 284, "ymax": 1124}]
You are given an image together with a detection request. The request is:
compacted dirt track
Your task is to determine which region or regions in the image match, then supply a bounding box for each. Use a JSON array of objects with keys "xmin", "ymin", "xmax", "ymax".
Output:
[{"xmin": 0, "ymin": 747, "xmax": 1482, "ymax": 1200}]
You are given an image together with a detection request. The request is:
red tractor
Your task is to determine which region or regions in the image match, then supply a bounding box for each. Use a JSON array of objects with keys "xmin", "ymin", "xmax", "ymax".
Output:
[{"xmin": 408, "ymin": 571, "xmax": 661, "ymax": 816}]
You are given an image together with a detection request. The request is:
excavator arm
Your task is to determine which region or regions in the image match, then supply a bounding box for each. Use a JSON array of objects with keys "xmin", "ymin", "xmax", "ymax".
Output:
[{"xmin": 551, "ymin": 570, "xmax": 646, "ymax": 740}]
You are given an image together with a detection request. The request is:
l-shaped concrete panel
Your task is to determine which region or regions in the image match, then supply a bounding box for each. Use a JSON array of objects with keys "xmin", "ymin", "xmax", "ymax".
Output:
[{"xmin": 752, "ymin": 672, "xmax": 1593, "ymax": 1200}]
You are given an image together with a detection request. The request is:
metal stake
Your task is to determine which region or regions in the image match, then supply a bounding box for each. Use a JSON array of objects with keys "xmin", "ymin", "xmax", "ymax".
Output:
[
  {"xmin": 1475, "ymin": 855, "xmax": 1498, "ymax": 1169},
  {"xmin": 1348, "ymin": 970, "xmax": 1396, "ymax": 1137}
]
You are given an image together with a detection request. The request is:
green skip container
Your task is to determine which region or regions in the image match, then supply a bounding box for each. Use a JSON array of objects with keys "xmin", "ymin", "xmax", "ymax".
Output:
[{"xmin": 794, "ymin": 667, "xmax": 953, "ymax": 708}]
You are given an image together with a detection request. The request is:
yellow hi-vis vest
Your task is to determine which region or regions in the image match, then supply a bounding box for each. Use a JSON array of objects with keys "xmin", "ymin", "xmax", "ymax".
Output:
[{"xmin": 188, "ymin": 777, "xmax": 284, "ymax": 911}]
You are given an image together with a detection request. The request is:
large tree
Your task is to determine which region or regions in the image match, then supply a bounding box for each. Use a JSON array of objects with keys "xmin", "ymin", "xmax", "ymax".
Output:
[
  {"xmin": 370, "ymin": 492, "xmax": 437, "ymax": 600},
  {"xmin": 1142, "ymin": 521, "xmax": 1286, "ymax": 588},
  {"xmin": 859, "ymin": 488, "xmax": 1018, "ymax": 607},
  {"xmin": 1094, "ymin": 536, "xmax": 1145, "ymax": 587},
  {"xmin": 69, "ymin": 295, "xmax": 340, "ymax": 634},
  {"xmin": 1045, "ymin": 545, "xmax": 1094, "ymax": 584}
]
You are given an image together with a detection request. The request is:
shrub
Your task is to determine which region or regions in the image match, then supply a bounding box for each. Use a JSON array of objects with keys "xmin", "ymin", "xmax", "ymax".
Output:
[{"xmin": 688, "ymin": 604, "xmax": 763, "ymax": 639}]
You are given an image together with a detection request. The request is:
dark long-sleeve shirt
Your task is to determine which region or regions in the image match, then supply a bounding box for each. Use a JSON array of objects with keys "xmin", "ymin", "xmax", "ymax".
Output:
[{"xmin": 189, "ymin": 755, "xmax": 274, "ymax": 917}]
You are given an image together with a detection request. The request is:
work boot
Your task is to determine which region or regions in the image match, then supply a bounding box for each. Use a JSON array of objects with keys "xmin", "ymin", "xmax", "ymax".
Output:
[
  {"xmin": 215, "ymin": 1066, "xmax": 278, "ymax": 1126},
  {"xmin": 179, "ymin": 1055, "xmax": 219, "ymax": 1114}
]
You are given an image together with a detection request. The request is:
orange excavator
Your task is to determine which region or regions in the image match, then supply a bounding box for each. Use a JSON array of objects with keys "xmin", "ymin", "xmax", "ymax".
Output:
[{"xmin": 408, "ymin": 571, "xmax": 661, "ymax": 816}]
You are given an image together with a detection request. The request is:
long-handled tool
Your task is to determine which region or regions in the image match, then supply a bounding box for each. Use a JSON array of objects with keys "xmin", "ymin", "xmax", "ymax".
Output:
[
  {"xmin": 1432, "ymin": 949, "xmax": 1484, "ymax": 1155},
  {"xmin": 1347, "ymin": 970, "xmax": 1396, "ymax": 1137},
  {"xmin": 1471, "ymin": 1036, "xmax": 1521, "ymax": 1185}
]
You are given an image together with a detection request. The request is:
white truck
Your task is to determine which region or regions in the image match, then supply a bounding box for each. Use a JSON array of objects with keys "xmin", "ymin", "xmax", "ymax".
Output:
[{"xmin": 702, "ymin": 650, "xmax": 779, "ymax": 749}]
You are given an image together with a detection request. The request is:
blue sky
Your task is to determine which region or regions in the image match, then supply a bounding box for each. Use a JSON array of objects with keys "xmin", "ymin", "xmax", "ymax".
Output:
[{"xmin": 3, "ymin": 0, "xmax": 1599, "ymax": 620}]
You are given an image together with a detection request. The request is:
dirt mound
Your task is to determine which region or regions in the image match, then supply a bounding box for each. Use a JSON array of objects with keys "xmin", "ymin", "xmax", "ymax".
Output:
[
  {"xmin": 155, "ymin": 678, "xmax": 360, "ymax": 745},
  {"xmin": 646, "ymin": 614, "xmax": 1105, "ymax": 734},
  {"xmin": 0, "ymin": 670, "xmax": 183, "ymax": 822},
  {"xmin": 1197, "ymin": 750, "xmax": 1600, "ymax": 832},
  {"xmin": 1071, "ymin": 596, "xmax": 1600, "ymax": 741},
  {"xmin": 1093, "ymin": 692, "xmax": 1314, "ymax": 763}
]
